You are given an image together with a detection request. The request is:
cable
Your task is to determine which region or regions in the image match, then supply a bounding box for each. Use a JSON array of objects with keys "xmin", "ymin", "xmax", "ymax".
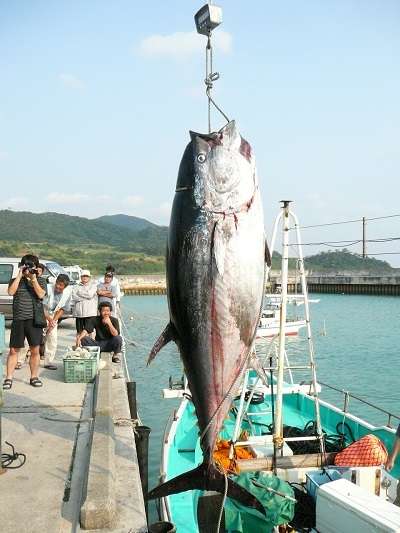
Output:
[
  {"xmin": 216, "ymin": 472, "xmax": 228, "ymax": 533},
  {"xmin": 1, "ymin": 441, "xmax": 26, "ymax": 469},
  {"xmin": 292, "ymin": 218, "xmax": 362, "ymax": 230},
  {"xmin": 290, "ymin": 213, "xmax": 400, "ymax": 231}
]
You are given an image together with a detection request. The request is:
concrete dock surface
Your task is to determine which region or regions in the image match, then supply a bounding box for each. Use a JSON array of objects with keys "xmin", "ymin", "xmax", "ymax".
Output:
[{"xmin": 1, "ymin": 319, "xmax": 147, "ymax": 533}]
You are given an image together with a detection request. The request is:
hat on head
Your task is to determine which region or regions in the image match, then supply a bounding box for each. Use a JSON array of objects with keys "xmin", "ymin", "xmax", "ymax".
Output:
[{"xmin": 81, "ymin": 269, "xmax": 91, "ymax": 277}]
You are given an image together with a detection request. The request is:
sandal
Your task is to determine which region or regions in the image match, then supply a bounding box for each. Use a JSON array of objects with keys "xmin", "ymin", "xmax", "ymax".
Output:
[
  {"xmin": 15, "ymin": 362, "xmax": 22, "ymax": 370},
  {"xmin": 30, "ymin": 377, "xmax": 43, "ymax": 388},
  {"xmin": 3, "ymin": 379, "xmax": 13, "ymax": 390}
]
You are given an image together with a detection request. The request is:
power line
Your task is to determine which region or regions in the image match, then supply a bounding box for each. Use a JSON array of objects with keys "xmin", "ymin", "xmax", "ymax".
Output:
[
  {"xmin": 366, "ymin": 214, "xmax": 400, "ymax": 222},
  {"xmin": 292, "ymin": 236, "xmax": 400, "ymax": 247},
  {"xmin": 292, "ymin": 213, "xmax": 400, "ymax": 231}
]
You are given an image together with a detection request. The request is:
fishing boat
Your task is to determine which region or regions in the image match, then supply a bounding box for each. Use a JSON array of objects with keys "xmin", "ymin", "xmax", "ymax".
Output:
[
  {"xmin": 154, "ymin": 202, "xmax": 400, "ymax": 532},
  {"xmin": 256, "ymin": 304, "xmax": 306, "ymax": 339}
]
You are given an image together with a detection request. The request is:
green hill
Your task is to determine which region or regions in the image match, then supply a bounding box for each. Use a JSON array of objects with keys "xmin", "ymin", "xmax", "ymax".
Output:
[
  {"xmin": 0, "ymin": 209, "xmax": 167, "ymax": 256},
  {"xmin": 272, "ymin": 249, "xmax": 396, "ymax": 273},
  {"xmin": 0, "ymin": 210, "xmax": 396, "ymax": 275},
  {"xmin": 95, "ymin": 213, "xmax": 160, "ymax": 232},
  {"xmin": 304, "ymin": 249, "xmax": 395, "ymax": 273}
]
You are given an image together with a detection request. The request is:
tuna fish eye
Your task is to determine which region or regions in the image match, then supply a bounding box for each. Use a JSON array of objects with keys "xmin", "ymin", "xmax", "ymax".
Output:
[{"xmin": 197, "ymin": 153, "xmax": 206, "ymax": 163}]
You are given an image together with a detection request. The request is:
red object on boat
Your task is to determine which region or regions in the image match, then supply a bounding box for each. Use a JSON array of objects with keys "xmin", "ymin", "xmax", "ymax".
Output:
[{"xmin": 334, "ymin": 434, "xmax": 388, "ymax": 467}]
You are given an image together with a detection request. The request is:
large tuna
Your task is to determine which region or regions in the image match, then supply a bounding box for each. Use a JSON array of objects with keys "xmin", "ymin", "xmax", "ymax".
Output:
[{"xmin": 147, "ymin": 121, "xmax": 270, "ymax": 513}]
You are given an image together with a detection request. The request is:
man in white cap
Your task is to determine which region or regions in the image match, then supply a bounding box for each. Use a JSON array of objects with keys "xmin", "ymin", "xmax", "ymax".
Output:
[{"xmin": 72, "ymin": 269, "xmax": 98, "ymax": 345}]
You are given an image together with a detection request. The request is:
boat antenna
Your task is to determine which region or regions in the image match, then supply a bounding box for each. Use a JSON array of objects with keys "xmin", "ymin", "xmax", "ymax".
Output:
[{"xmin": 194, "ymin": 2, "xmax": 230, "ymax": 132}]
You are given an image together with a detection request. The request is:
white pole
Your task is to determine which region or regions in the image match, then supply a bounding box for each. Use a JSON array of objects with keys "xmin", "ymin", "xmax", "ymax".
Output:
[
  {"xmin": 291, "ymin": 210, "xmax": 325, "ymax": 455},
  {"xmin": 274, "ymin": 201, "xmax": 290, "ymax": 451},
  {"xmin": 229, "ymin": 368, "xmax": 250, "ymax": 459}
]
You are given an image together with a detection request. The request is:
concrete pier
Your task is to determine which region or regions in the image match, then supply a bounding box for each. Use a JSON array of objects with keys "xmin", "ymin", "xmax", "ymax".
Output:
[
  {"xmin": 269, "ymin": 272, "xmax": 400, "ymax": 296},
  {"xmin": 0, "ymin": 319, "xmax": 147, "ymax": 533}
]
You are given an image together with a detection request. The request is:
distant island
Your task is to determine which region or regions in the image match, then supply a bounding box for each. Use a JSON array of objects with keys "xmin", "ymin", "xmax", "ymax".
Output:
[{"xmin": 0, "ymin": 209, "xmax": 397, "ymax": 275}]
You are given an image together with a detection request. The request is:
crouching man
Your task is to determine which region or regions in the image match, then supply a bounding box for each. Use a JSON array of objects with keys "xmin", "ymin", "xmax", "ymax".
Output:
[
  {"xmin": 43, "ymin": 274, "xmax": 71, "ymax": 369},
  {"xmin": 76, "ymin": 301, "xmax": 122, "ymax": 363}
]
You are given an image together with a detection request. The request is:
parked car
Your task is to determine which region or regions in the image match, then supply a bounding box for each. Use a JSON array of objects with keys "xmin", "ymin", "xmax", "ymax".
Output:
[
  {"xmin": 62, "ymin": 265, "xmax": 82, "ymax": 285},
  {"xmin": 0, "ymin": 257, "xmax": 71, "ymax": 320}
]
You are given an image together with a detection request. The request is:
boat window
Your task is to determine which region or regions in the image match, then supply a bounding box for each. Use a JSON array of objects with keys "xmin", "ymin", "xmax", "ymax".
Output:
[{"xmin": 0, "ymin": 264, "xmax": 13, "ymax": 284}]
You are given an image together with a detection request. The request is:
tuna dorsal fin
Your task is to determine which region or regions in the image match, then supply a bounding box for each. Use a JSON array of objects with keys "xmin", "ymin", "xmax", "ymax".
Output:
[
  {"xmin": 265, "ymin": 240, "xmax": 272, "ymax": 267},
  {"xmin": 147, "ymin": 322, "xmax": 177, "ymax": 366},
  {"xmin": 147, "ymin": 462, "xmax": 265, "ymax": 516}
]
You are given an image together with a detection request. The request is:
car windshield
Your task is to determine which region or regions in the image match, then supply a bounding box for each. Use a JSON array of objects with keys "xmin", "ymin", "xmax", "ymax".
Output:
[{"xmin": 45, "ymin": 262, "xmax": 68, "ymax": 277}]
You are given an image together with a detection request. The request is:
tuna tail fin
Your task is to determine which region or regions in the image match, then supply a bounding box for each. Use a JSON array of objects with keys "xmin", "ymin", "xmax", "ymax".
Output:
[
  {"xmin": 147, "ymin": 463, "xmax": 265, "ymax": 516},
  {"xmin": 147, "ymin": 322, "xmax": 177, "ymax": 366}
]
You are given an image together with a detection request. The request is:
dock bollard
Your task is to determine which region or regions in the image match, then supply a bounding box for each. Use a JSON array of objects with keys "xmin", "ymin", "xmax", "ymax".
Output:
[
  {"xmin": 148, "ymin": 521, "xmax": 176, "ymax": 533},
  {"xmin": 126, "ymin": 381, "xmax": 138, "ymax": 421},
  {"xmin": 135, "ymin": 425, "xmax": 151, "ymax": 520}
]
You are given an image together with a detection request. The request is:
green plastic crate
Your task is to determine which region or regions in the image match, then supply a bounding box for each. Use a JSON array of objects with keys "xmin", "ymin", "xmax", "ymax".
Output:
[{"xmin": 63, "ymin": 350, "xmax": 99, "ymax": 383}]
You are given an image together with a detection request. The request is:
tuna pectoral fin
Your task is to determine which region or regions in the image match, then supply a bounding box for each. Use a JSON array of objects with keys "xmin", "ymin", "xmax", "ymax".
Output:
[
  {"xmin": 147, "ymin": 463, "xmax": 265, "ymax": 516},
  {"xmin": 147, "ymin": 322, "xmax": 177, "ymax": 366}
]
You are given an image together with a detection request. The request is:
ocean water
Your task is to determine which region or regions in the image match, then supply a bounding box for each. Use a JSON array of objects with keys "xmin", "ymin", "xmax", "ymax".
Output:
[{"xmin": 120, "ymin": 293, "xmax": 399, "ymax": 520}]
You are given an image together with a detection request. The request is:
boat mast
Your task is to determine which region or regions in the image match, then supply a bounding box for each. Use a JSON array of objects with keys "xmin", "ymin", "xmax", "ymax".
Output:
[{"xmin": 273, "ymin": 200, "xmax": 291, "ymax": 453}]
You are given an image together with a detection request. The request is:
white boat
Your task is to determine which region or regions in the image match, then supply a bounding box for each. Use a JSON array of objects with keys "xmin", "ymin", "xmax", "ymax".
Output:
[
  {"xmin": 154, "ymin": 202, "xmax": 400, "ymax": 532},
  {"xmin": 256, "ymin": 307, "xmax": 306, "ymax": 338}
]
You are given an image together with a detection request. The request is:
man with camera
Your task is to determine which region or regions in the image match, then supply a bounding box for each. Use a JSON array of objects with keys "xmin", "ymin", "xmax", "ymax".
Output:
[{"xmin": 3, "ymin": 254, "xmax": 47, "ymax": 389}]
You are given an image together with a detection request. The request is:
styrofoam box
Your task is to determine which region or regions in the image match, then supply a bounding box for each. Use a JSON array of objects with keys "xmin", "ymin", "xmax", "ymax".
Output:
[{"xmin": 316, "ymin": 478, "xmax": 400, "ymax": 533}]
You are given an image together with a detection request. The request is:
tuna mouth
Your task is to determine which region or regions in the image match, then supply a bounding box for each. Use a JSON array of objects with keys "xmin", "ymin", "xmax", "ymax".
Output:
[{"xmin": 190, "ymin": 120, "xmax": 237, "ymax": 145}]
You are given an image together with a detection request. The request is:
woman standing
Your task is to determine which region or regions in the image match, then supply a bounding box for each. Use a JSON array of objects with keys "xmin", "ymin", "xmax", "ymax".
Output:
[{"xmin": 72, "ymin": 270, "xmax": 98, "ymax": 345}]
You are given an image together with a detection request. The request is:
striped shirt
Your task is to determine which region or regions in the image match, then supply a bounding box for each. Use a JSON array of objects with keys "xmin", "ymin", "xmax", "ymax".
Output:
[{"xmin": 10, "ymin": 276, "xmax": 47, "ymax": 320}]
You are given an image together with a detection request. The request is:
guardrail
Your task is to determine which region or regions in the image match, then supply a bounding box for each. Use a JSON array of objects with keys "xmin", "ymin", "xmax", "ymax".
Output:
[{"xmin": 319, "ymin": 381, "xmax": 400, "ymax": 428}]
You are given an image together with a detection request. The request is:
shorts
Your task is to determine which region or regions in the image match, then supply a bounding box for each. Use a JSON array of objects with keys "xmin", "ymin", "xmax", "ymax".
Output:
[
  {"xmin": 76, "ymin": 316, "xmax": 96, "ymax": 334},
  {"xmin": 10, "ymin": 319, "xmax": 43, "ymax": 349}
]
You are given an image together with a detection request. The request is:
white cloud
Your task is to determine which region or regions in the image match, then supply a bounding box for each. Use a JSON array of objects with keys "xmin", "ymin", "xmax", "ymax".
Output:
[
  {"xmin": 124, "ymin": 195, "xmax": 144, "ymax": 207},
  {"xmin": 59, "ymin": 73, "xmax": 85, "ymax": 90},
  {"xmin": 137, "ymin": 30, "xmax": 232, "ymax": 60},
  {"xmin": 47, "ymin": 192, "xmax": 89, "ymax": 204},
  {"xmin": 0, "ymin": 150, "xmax": 9, "ymax": 160},
  {"xmin": 2, "ymin": 197, "xmax": 29, "ymax": 209}
]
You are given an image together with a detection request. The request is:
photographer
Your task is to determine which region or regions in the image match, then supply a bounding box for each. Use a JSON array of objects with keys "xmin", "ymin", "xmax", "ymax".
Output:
[{"xmin": 3, "ymin": 254, "xmax": 47, "ymax": 390}]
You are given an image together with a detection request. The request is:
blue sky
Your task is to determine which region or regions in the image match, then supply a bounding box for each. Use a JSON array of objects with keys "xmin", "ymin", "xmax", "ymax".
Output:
[{"xmin": 0, "ymin": 1, "xmax": 399, "ymax": 262}]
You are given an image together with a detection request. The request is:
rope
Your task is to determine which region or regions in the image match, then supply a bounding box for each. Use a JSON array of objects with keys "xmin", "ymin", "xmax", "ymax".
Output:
[
  {"xmin": 1, "ymin": 441, "xmax": 26, "ymax": 469},
  {"xmin": 216, "ymin": 472, "xmax": 228, "ymax": 533},
  {"xmin": 205, "ymin": 32, "xmax": 229, "ymax": 132}
]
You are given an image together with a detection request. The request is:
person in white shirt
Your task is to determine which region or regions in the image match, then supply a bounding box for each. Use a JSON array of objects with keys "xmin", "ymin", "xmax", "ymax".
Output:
[
  {"xmin": 72, "ymin": 269, "xmax": 98, "ymax": 345},
  {"xmin": 43, "ymin": 274, "xmax": 71, "ymax": 369},
  {"xmin": 97, "ymin": 272, "xmax": 117, "ymax": 316},
  {"xmin": 102, "ymin": 264, "xmax": 121, "ymax": 315}
]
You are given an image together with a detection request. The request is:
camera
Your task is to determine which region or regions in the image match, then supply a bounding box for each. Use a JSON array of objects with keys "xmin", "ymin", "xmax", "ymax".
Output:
[{"xmin": 21, "ymin": 261, "xmax": 39, "ymax": 275}]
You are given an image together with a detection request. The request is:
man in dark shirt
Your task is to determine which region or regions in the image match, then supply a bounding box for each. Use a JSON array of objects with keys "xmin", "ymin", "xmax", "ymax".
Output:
[
  {"xmin": 77, "ymin": 301, "xmax": 122, "ymax": 363},
  {"xmin": 3, "ymin": 254, "xmax": 47, "ymax": 389}
]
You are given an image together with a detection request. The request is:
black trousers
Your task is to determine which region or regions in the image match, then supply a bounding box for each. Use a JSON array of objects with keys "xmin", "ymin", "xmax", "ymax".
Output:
[{"xmin": 81, "ymin": 335, "xmax": 122, "ymax": 353}]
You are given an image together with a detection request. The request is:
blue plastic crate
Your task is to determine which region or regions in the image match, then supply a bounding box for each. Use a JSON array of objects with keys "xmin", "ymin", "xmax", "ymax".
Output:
[{"xmin": 306, "ymin": 469, "xmax": 343, "ymax": 501}]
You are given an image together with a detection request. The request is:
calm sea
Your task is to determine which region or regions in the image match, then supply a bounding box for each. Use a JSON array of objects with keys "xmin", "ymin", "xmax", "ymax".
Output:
[{"xmin": 121, "ymin": 293, "xmax": 399, "ymax": 520}]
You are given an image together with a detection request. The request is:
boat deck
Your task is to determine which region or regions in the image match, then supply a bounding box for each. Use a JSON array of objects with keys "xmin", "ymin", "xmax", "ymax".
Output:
[{"xmin": 0, "ymin": 319, "xmax": 147, "ymax": 533}]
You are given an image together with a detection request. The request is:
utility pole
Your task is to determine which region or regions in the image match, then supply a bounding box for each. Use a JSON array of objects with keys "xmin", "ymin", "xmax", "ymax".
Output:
[{"xmin": 362, "ymin": 217, "xmax": 367, "ymax": 258}]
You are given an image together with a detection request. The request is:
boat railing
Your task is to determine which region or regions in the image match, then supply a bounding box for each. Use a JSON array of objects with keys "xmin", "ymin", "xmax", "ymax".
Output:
[{"xmin": 319, "ymin": 381, "xmax": 400, "ymax": 429}]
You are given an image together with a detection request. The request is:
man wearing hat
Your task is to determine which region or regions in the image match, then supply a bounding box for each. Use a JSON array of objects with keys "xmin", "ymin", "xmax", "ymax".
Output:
[{"xmin": 72, "ymin": 269, "xmax": 98, "ymax": 344}]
